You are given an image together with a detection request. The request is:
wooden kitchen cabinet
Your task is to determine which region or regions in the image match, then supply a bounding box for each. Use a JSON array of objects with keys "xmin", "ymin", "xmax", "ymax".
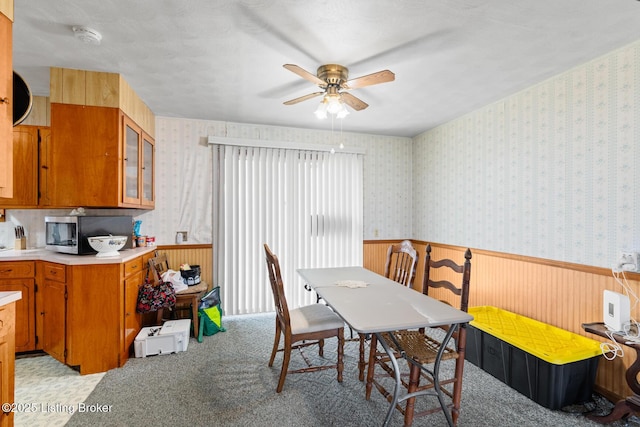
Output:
[
  {"xmin": 48, "ymin": 67, "xmax": 155, "ymax": 209},
  {"xmin": 122, "ymin": 251, "xmax": 153, "ymax": 360},
  {"xmin": 0, "ymin": 126, "xmax": 51, "ymax": 208},
  {"xmin": 0, "ymin": 5, "xmax": 13, "ymax": 199},
  {"xmin": 0, "ymin": 302, "xmax": 16, "ymax": 427},
  {"xmin": 123, "ymin": 116, "xmax": 155, "ymax": 207},
  {"xmin": 41, "ymin": 262, "xmax": 66, "ymax": 364},
  {"xmin": 0, "ymin": 261, "xmax": 35, "ymax": 352},
  {"xmin": 36, "ymin": 253, "xmax": 151, "ymax": 375},
  {"xmin": 50, "ymin": 104, "xmax": 155, "ymax": 209}
]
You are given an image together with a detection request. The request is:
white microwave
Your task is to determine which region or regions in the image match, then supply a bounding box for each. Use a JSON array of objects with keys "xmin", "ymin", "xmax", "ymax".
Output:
[{"xmin": 45, "ymin": 215, "xmax": 132, "ymax": 255}]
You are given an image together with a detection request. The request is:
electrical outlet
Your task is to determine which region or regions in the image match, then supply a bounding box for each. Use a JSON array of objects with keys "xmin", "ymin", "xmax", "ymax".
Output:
[
  {"xmin": 176, "ymin": 231, "xmax": 188, "ymax": 243},
  {"xmin": 617, "ymin": 251, "xmax": 640, "ymax": 272}
]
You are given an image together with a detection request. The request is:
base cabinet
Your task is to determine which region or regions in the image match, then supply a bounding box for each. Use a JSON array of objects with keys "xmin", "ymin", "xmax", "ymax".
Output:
[
  {"xmin": 41, "ymin": 262, "xmax": 66, "ymax": 364},
  {"xmin": 0, "ymin": 303, "xmax": 16, "ymax": 427},
  {"xmin": 0, "ymin": 262, "xmax": 35, "ymax": 352},
  {"xmin": 37, "ymin": 254, "xmax": 151, "ymax": 375}
]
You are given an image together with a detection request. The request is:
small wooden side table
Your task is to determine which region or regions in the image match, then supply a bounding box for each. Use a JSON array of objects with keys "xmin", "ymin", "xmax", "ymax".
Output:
[
  {"xmin": 175, "ymin": 281, "xmax": 208, "ymax": 337},
  {"xmin": 583, "ymin": 322, "xmax": 640, "ymax": 423}
]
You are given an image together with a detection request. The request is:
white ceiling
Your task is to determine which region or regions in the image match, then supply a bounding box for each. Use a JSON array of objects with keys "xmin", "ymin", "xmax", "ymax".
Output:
[{"xmin": 11, "ymin": 0, "xmax": 640, "ymax": 138}]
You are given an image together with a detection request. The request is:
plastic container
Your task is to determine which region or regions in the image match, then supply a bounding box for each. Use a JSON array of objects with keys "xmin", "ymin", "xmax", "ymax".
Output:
[
  {"xmin": 180, "ymin": 265, "xmax": 201, "ymax": 286},
  {"xmin": 465, "ymin": 306, "xmax": 601, "ymax": 409}
]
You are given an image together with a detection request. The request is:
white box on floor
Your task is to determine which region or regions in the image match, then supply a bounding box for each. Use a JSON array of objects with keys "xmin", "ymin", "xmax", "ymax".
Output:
[
  {"xmin": 134, "ymin": 319, "xmax": 192, "ymax": 358},
  {"xmin": 134, "ymin": 326, "xmax": 177, "ymax": 358},
  {"xmin": 159, "ymin": 319, "xmax": 191, "ymax": 352}
]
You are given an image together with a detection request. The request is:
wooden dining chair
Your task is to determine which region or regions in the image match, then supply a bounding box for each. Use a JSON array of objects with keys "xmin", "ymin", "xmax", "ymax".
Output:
[
  {"xmin": 263, "ymin": 243, "xmax": 345, "ymax": 393},
  {"xmin": 365, "ymin": 243, "xmax": 472, "ymax": 426},
  {"xmin": 356, "ymin": 240, "xmax": 418, "ymax": 381}
]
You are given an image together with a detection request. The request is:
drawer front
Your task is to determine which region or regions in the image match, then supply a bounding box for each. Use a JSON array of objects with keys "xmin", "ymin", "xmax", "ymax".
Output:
[
  {"xmin": 43, "ymin": 262, "xmax": 66, "ymax": 282},
  {"xmin": 0, "ymin": 261, "xmax": 35, "ymax": 279},
  {"xmin": 124, "ymin": 257, "xmax": 143, "ymax": 278}
]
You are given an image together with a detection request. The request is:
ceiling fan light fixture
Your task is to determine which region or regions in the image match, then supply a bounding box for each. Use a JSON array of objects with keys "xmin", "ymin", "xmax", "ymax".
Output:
[
  {"xmin": 336, "ymin": 105, "xmax": 349, "ymax": 119},
  {"xmin": 314, "ymin": 101, "xmax": 328, "ymax": 119},
  {"xmin": 326, "ymin": 94, "xmax": 343, "ymax": 115}
]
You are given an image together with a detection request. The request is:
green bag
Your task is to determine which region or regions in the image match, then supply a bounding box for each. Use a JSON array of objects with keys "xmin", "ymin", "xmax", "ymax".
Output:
[{"xmin": 197, "ymin": 287, "xmax": 226, "ymax": 342}]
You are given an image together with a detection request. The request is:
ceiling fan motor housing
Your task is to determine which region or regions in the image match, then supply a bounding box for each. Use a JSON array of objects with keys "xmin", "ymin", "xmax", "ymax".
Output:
[{"xmin": 317, "ymin": 64, "xmax": 349, "ymax": 86}]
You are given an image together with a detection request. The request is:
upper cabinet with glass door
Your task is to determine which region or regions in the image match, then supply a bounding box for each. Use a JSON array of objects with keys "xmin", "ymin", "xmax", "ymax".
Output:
[
  {"xmin": 141, "ymin": 133, "xmax": 154, "ymax": 207},
  {"xmin": 122, "ymin": 114, "xmax": 155, "ymax": 208}
]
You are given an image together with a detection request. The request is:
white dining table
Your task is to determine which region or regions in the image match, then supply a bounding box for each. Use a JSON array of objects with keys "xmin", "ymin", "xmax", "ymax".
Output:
[{"xmin": 297, "ymin": 266, "xmax": 473, "ymax": 427}]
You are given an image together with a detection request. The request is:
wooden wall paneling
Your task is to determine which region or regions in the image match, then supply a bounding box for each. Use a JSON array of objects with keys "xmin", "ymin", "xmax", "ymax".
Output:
[
  {"xmin": 49, "ymin": 67, "xmax": 63, "ymax": 103},
  {"xmin": 155, "ymin": 245, "xmax": 213, "ymax": 290},
  {"xmin": 61, "ymin": 68, "xmax": 86, "ymax": 105},
  {"xmin": 85, "ymin": 71, "xmax": 119, "ymax": 108},
  {"xmin": 363, "ymin": 240, "xmax": 640, "ymax": 401},
  {"xmin": 0, "ymin": 0, "xmax": 13, "ymax": 21},
  {"xmin": 118, "ymin": 77, "xmax": 155, "ymax": 138},
  {"xmin": 20, "ymin": 96, "xmax": 50, "ymax": 127}
]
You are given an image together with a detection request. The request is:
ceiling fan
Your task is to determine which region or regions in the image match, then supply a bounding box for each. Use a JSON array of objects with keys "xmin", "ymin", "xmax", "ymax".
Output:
[{"xmin": 282, "ymin": 63, "xmax": 395, "ymax": 118}]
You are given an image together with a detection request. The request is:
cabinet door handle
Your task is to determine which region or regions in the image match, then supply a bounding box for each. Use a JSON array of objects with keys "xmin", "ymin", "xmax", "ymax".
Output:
[
  {"xmin": 0, "ymin": 269, "xmax": 13, "ymax": 274},
  {"xmin": 0, "ymin": 97, "xmax": 8, "ymax": 104}
]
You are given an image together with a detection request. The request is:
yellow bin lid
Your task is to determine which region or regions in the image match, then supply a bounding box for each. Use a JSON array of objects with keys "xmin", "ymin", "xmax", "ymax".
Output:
[{"xmin": 468, "ymin": 306, "xmax": 602, "ymax": 365}]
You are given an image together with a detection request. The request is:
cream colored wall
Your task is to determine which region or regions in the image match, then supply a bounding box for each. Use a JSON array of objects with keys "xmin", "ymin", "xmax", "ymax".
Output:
[{"xmin": 412, "ymin": 39, "xmax": 640, "ymax": 270}]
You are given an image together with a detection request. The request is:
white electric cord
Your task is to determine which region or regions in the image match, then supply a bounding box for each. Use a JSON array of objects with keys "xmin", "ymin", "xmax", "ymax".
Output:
[{"xmin": 601, "ymin": 328, "xmax": 624, "ymax": 361}]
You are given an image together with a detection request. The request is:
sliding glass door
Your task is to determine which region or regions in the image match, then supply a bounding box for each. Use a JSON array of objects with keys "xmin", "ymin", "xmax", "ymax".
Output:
[{"xmin": 213, "ymin": 145, "xmax": 363, "ymax": 315}]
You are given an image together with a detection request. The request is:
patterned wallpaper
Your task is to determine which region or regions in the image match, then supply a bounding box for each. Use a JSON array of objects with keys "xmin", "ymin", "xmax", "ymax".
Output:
[
  {"xmin": 413, "ymin": 40, "xmax": 640, "ymax": 269},
  {"xmin": 139, "ymin": 118, "xmax": 412, "ymax": 245}
]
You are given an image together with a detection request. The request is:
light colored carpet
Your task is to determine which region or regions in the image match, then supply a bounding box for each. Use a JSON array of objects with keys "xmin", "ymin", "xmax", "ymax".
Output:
[
  {"xmin": 11, "ymin": 313, "xmax": 640, "ymax": 426},
  {"xmin": 61, "ymin": 313, "xmax": 630, "ymax": 427}
]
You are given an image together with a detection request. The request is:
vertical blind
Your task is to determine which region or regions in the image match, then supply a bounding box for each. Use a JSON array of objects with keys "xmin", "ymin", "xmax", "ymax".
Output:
[{"xmin": 213, "ymin": 145, "xmax": 363, "ymax": 315}]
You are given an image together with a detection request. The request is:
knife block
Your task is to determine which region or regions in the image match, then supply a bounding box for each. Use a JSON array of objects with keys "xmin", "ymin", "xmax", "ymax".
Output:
[{"xmin": 14, "ymin": 237, "xmax": 26, "ymax": 250}]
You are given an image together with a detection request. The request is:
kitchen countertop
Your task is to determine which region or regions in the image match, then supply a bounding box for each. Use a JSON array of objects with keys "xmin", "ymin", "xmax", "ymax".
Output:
[
  {"xmin": 0, "ymin": 291, "xmax": 22, "ymax": 307},
  {"xmin": 0, "ymin": 246, "xmax": 156, "ymax": 265}
]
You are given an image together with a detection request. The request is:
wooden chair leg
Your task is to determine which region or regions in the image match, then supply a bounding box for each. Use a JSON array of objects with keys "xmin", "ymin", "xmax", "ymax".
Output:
[
  {"xmin": 451, "ymin": 328, "xmax": 467, "ymax": 425},
  {"xmin": 277, "ymin": 336, "xmax": 292, "ymax": 393},
  {"xmin": 318, "ymin": 338, "xmax": 324, "ymax": 357},
  {"xmin": 404, "ymin": 364, "xmax": 420, "ymax": 427},
  {"xmin": 365, "ymin": 333, "xmax": 378, "ymax": 400},
  {"xmin": 358, "ymin": 333, "xmax": 366, "ymax": 381},
  {"xmin": 269, "ymin": 320, "xmax": 281, "ymax": 367}
]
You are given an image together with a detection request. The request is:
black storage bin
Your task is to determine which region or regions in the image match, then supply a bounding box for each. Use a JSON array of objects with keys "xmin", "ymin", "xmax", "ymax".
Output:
[{"xmin": 465, "ymin": 306, "xmax": 601, "ymax": 410}]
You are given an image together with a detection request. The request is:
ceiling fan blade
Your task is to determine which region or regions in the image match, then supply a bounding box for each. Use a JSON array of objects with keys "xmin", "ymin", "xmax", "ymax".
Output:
[
  {"xmin": 283, "ymin": 64, "xmax": 326, "ymax": 87},
  {"xmin": 283, "ymin": 92, "xmax": 324, "ymax": 105},
  {"xmin": 343, "ymin": 70, "xmax": 395, "ymax": 90},
  {"xmin": 340, "ymin": 92, "xmax": 368, "ymax": 111}
]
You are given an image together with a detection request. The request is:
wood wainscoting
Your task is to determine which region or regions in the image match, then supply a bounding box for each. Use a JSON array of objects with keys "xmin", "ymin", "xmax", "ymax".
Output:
[
  {"xmin": 364, "ymin": 239, "xmax": 640, "ymax": 402},
  {"xmin": 154, "ymin": 244, "xmax": 213, "ymax": 291}
]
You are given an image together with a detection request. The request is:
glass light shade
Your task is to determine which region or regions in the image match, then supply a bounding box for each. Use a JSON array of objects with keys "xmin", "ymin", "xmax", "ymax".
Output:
[
  {"xmin": 326, "ymin": 95, "xmax": 343, "ymax": 115},
  {"xmin": 336, "ymin": 104, "xmax": 349, "ymax": 119},
  {"xmin": 314, "ymin": 101, "xmax": 328, "ymax": 119}
]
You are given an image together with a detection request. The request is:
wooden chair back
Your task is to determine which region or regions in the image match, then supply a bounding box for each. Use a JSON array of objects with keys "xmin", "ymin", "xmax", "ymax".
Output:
[
  {"xmin": 148, "ymin": 253, "xmax": 170, "ymax": 284},
  {"xmin": 422, "ymin": 243, "xmax": 472, "ymax": 312},
  {"xmin": 384, "ymin": 240, "xmax": 418, "ymax": 287},
  {"xmin": 263, "ymin": 244, "xmax": 291, "ymax": 330}
]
